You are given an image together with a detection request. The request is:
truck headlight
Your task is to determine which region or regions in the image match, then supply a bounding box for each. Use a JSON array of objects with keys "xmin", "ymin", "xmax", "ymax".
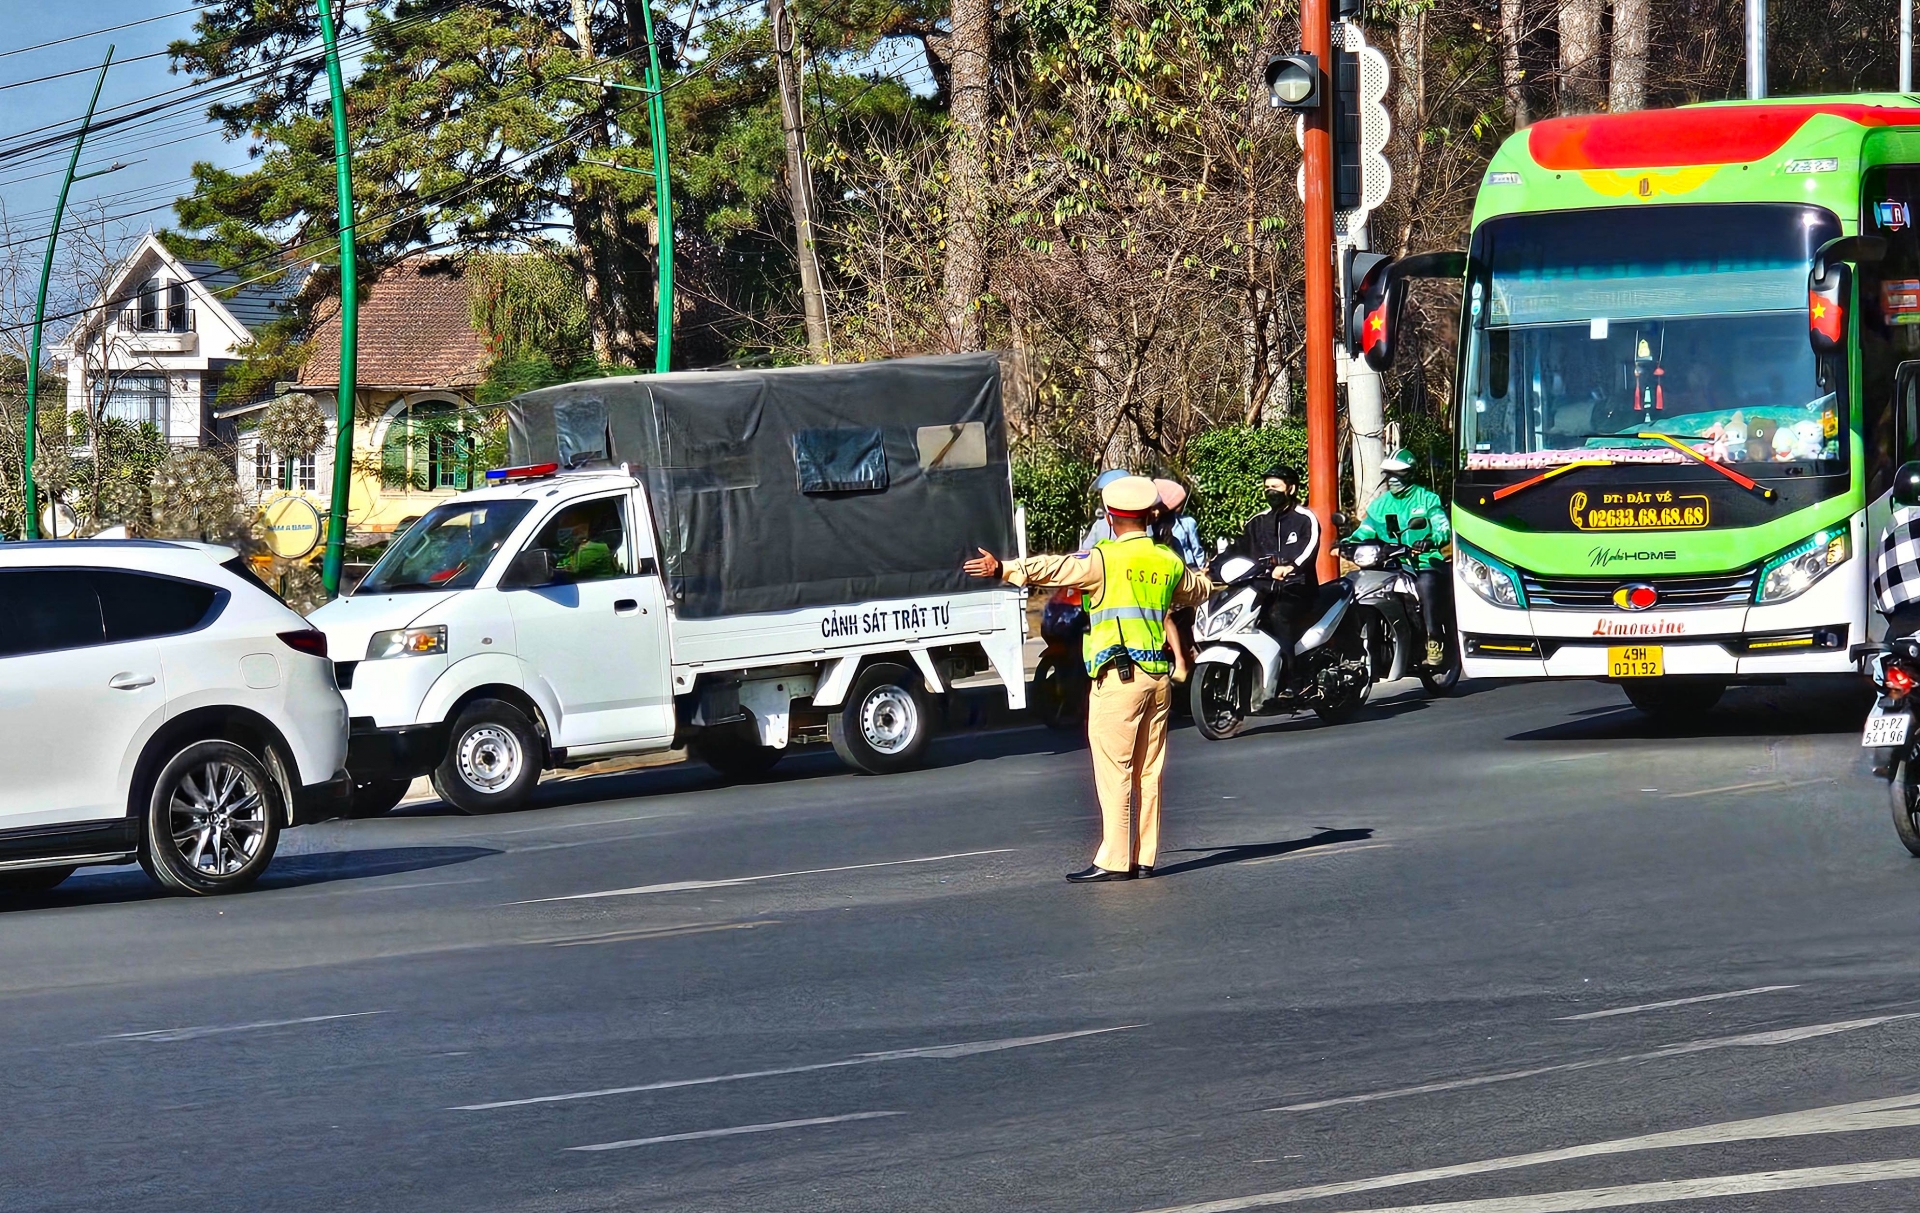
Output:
[
  {"xmin": 367, "ymin": 625, "xmax": 447, "ymax": 659},
  {"xmin": 1458, "ymin": 541, "xmax": 1525, "ymax": 608},
  {"xmin": 1756, "ymin": 527, "xmax": 1850, "ymax": 604}
]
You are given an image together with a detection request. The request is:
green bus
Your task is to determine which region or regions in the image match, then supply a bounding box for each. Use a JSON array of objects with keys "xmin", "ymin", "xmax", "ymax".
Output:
[{"xmin": 1360, "ymin": 96, "xmax": 1920, "ymax": 715}]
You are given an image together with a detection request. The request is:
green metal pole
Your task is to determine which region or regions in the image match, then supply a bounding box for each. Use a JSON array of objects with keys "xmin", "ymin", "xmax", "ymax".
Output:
[
  {"xmin": 317, "ymin": 0, "xmax": 358, "ymax": 597},
  {"xmin": 23, "ymin": 47, "xmax": 113, "ymax": 541},
  {"xmin": 638, "ymin": 4, "xmax": 673, "ymax": 373}
]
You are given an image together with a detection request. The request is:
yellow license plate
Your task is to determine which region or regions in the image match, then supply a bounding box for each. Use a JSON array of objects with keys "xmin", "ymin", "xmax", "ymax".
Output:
[{"xmin": 1608, "ymin": 645, "xmax": 1664, "ymax": 678}]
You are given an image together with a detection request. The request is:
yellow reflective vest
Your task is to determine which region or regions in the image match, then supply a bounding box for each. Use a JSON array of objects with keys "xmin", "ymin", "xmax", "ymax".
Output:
[{"xmin": 1084, "ymin": 534, "xmax": 1186, "ymax": 676}]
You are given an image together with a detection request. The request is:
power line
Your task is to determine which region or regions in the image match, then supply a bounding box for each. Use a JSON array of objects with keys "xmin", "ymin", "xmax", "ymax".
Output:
[
  {"xmin": 0, "ymin": 47, "xmax": 178, "ymax": 95},
  {"xmin": 0, "ymin": 6, "xmax": 201, "ymax": 61}
]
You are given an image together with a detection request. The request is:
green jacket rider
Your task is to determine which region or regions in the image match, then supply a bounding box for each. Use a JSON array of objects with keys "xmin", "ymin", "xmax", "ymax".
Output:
[{"xmin": 1350, "ymin": 448, "xmax": 1451, "ymax": 570}]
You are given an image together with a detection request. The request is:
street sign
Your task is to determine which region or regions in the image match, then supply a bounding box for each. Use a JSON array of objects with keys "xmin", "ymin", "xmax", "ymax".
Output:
[{"xmin": 261, "ymin": 496, "xmax": 323, "ymax": 561}]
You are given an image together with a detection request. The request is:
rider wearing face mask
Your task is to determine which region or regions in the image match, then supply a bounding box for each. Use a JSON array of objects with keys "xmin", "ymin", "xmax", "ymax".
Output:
[
  {"xmin": 1349, "ymin": 448, "xmax": 1453, "ymax": 664},
  {"xmin": 1232, "ymin": 465, "xmax": 1321, "ymax": 681}
]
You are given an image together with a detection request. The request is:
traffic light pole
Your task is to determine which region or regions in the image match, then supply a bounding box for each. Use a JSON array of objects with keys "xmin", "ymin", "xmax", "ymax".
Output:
[
  {"xmin": 1301, "ymin": 0, "xmax": 1340, "ymax": 581},
  {"xmin": 317, "ymin": 0, "xmax": 359, "ymax": 598},
  {"xmin": 23, "ymin": 48, "xmax": 113, "ymax": 541}
]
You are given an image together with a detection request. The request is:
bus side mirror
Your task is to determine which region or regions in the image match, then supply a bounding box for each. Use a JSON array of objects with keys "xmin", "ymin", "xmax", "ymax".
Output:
[
  {"xmin": 1808, "ymin": 234, "xmax": 1885, "ymax": 355},
  {"xmin": 1896, "ymin": 460, "xmax": 1920, "ymax": 507},
  {"xmin": 1351, "ymin": 250, "xmax": 1468, "ymax": 371}
]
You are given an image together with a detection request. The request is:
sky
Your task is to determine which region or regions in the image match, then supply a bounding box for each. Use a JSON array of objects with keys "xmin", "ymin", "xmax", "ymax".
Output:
[{"xmin": 0, "ymin": 2, "xmax": 233, "ymax": 248}]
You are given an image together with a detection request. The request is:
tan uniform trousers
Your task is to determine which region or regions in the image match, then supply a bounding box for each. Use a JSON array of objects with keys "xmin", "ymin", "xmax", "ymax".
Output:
[{"xmin": 1087, "ymin": 668, "xmax": 1173, "ymax": 872}]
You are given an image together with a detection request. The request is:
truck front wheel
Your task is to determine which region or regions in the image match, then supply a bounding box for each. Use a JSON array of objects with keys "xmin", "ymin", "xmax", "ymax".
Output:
[
  {"xmin": 432, "ymin": 699, "xmax": 543, "ymax": 814},
  {"xmin": 830, "ymin": 662, "xmax": 932, "ymax": 774}
]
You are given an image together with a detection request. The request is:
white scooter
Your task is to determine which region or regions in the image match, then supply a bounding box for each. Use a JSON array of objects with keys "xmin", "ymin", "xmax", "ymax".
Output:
[{"xmin": 1189, "ymin": 552, "xmax": 1376, "ymax": 740}]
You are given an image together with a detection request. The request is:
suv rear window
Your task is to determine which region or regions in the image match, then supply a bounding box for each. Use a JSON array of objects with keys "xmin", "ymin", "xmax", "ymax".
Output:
[{"xmin": 0, "ymin": 568, "xmax": 224, "ymax": 658}]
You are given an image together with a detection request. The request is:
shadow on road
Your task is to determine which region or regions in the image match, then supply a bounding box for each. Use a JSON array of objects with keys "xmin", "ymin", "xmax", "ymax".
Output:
[
  {"xmin": 1509, "ymin": 678, "xmax": 1873, "ymax": 743},
  {"xmin": 1151, "ymin": 827, "xmax": 1375, "ymax": 878},
  {"xmin": 0, "ymin": 846, "xmax": 499, "ymax": 911}
]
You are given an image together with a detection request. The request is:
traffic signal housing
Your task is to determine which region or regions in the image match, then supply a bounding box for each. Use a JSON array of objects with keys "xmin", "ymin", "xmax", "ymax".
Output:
[{"xmin": 1265, "ymin": 54, "xmax": 1320, "ymax": 110}]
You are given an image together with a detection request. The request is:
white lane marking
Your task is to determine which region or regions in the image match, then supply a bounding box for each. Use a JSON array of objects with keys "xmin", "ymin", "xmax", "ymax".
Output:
[
  {"xmin": 509, "ymin": 848, "xmax": 1016, "ymax": 904},
  {"xmin": 1244, "ymin": 844, "xmax": 1392, "ymax": 868},
  {"xmin": 107, "ymin": 1010, "xmax": 389, "ymax": 1043},
  {"xmin": 1314, "ymin": 1160, "xmax": 1920, "ymax": 1213},
  {"xmin": 568, "ymin": 1110, "xmax": 902, "ymax": 1152},
  {"xmin": 547, "ymin": 920, "xmax": 779, "ymax": 948},
  {"xmin": 1270, "ymin": 1013, "xmax": 1920, "ymax": 1112},
  {"xmin": 452, "ymin": 1024, "xmax": 1142, "ymax": 1111},
  {"xmin": 1134, "ymin": 1090, "xmax": 1920, "ymax": 1213},
  {"xmin": 1556, "ymin": 985, "xmax": 1800, "ymax": 1021},
  {"xmin": 1665, "ymin": 777, "xmax": 1832, "ymax": 799}
]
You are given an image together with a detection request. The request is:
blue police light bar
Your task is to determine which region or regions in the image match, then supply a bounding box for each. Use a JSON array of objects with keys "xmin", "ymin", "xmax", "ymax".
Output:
[{"xmin": 484, "ymin": 462, "xmax": 560, "ymax": 482}]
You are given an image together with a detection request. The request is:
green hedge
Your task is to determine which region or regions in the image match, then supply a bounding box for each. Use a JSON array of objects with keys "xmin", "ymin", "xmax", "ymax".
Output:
[
  {"xmin": 1183, "ymin": 424, "xmax": 1309, "ymax": 545},
  {"xmin": 1012, "ymin": 451, "xmax": 1095, "ymax": 552}
]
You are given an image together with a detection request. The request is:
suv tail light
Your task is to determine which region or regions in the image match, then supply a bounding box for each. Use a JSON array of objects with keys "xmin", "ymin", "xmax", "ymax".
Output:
[{"xmin": 278, "ymin": 629, "xmax": 329, "ymax": 658}]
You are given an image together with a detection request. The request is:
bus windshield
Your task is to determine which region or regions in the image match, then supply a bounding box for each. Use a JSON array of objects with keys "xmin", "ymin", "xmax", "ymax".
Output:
[{"xmin": 1461, "ymin": 203, "xmax": 1844, "ymax": 474}]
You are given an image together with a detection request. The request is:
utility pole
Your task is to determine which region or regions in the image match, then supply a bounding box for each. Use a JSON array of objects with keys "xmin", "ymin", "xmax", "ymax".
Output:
[
  {"xmin": 1902, "ymin": 0, "xmax": 1913, "ymax": 93},
  {"xmin": 1745, "ymin": 0, "xmax": 1767, "ymax": 99},
  {"xmin": 767, "ymin": 0, "xmax": 830, "ymax": 360},
  {"xmin": 23, "ymin": 48, "xmax": 113, "ymax": 541},
  {"xmin": 637, "ymin": 0, "xmax": 674, "ymax": 373},
  {"xmin": 1301, "ymin": 0, "xmax": 1339, "ymax": 581},
  {"xmin": 317, "ymin": 0, "xmax": 359, "ymax": 597}
]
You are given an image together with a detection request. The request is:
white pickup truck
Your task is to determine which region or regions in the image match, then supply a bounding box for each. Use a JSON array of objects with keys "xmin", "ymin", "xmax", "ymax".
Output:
[{"xmin": 309, "ymin": 354, "xmax": 1027, "ymax": 814}]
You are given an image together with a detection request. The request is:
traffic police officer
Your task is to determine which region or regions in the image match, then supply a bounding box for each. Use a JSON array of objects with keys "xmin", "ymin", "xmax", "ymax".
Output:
[{"xmin": 965, "ymin": 475, "xmax": 1213, "ymax": 882}]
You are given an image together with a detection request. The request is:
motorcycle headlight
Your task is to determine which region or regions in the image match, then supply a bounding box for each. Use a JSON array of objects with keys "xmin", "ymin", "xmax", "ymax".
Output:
[
  {"xmin": 1458, "ymin": 541, "xmax": 1525, "ymax": 609},
  {"xmin": 1352, "ymin": 542, "xmax": 1384, "ymax": 569},
  {"xmin": 367, "ymin": 625, "xmax": 447, "ymax": 659},
  {"xmin": 1196, "ymin": 602, "xmax": 1242, "ymax": 640},
  {"xmin": 1756, "ymin": 527, "xmax": 1850, "ymax": 604}
]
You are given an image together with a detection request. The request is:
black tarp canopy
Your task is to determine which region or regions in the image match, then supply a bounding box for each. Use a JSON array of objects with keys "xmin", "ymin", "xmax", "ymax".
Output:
[{"xmin": 506, "ymin": 353, "xmax": 1017, "ymax": 619}]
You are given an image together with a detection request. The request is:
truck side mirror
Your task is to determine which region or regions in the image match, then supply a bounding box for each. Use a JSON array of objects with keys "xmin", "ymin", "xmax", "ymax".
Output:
[
  {"xmin": 500, "ymin": 546, "xmax": 554, "ymax": 588},
  {"xmin": 1352, "ymin": 249, "xmax": 1467, "ymax": 371},
  {"xmin": 1896, "ymin": 460, "xmax": 1920, "ymax": 508}
]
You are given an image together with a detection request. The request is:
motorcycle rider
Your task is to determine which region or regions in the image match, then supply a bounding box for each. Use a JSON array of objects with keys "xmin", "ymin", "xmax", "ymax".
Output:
[
  {"xmin": 1349, "ymin": 448, "xmax": 1453, "ymax": 666},
  {"xmin": 1232, "ymin": 465, "xmax": 1320, "ymax": 685},
  {"xmin": 1078, "ymin": 469, "xmax": 1132, "ymax": 549},
  {"xmin": 1875, "ymin": 462, "xmax": 1920, "ymax": 638}
]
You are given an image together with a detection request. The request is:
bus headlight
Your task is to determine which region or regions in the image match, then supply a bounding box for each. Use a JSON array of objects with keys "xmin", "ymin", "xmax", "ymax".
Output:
[
  {"xmin": 1756, "ymin": 527, "xmax": 1850, "ymax": 604},
  {"xmin": 1458, "ymin": 541, "xmax": 1526, "ymax": 608}
]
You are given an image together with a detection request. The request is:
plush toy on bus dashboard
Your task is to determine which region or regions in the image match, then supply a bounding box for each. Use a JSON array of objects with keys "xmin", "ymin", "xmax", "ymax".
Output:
[
  {"xmin": 1723, "ymin": 412, "xmax": 1749, "ymax": 461},
  {"xmin": 1791, "ymin": 419, "xmax": 1824, "ymax": 460},
  {"xmin": 1747, "ymin": 415, "xmax": 1779, "ymax": 462}
]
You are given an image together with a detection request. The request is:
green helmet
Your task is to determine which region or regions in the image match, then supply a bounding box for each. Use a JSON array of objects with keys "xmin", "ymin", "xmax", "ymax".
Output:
[{"xmin": 1380, "ymin": 448, "xmax": 1416, "ymax": 475}]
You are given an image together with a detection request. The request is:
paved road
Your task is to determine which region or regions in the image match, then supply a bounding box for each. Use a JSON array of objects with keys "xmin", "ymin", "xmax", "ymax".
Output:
[{"xmin": 8, "ymin": 676, "xmax": 1920, "ymax": 1213}]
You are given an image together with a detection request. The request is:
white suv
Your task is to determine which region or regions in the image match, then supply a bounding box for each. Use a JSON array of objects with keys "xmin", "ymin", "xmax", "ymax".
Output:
[{"xmin": 0, "ymin": 540, "xmax": 350, "ymax": 897}]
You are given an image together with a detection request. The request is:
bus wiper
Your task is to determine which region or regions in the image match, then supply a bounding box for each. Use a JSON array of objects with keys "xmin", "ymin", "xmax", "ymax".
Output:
[
  {"xmin": 1488, "ymin": 458, "xmax": 1620, "ymax": 502},
  {"xmin": 1636, "ymin": 432, "xmax": 1775, "ymax": 500}
]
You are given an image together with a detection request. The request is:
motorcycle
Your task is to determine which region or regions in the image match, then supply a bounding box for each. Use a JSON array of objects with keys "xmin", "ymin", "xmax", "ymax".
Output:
[
  {"xmin": 1188, "ymin": 553, "xmax": 1376, "ymax": 740},
  {"xmin": 1031, "ymin": 587, "xmax": 1090, "ymax": 731},
  {"xmin": 1861, "ymin": 636, "xmax": 1920, "ymax": 855},
  {"xmin": 1340, "ymin": 536, "xmax": 1461, "ymax": 697}
]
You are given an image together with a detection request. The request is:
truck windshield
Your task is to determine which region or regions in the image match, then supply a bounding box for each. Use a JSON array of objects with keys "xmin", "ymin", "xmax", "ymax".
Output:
[
  {"xmin": 1461, "ymin": 203, "xmax": 1844, "ymax": 474},
  {"xmin": 355, "ymin": 500, "xmax": 534, "ymax": 594}
]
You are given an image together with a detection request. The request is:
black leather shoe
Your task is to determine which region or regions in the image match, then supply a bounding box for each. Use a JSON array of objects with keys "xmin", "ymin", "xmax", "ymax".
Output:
[
  {"xmin": 1133, "ymin": 865, "xmax": 1154, "ymax": 879},
  {"xmin": 1066, "ymin": 865, "xmax": 1134, "ymax": 883}
]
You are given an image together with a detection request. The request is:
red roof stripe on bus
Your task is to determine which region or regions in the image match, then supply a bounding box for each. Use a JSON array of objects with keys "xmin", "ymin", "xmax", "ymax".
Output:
[{"xmin": 1527, "ymin": 104, "xmax": 1914, "ymax": 170}]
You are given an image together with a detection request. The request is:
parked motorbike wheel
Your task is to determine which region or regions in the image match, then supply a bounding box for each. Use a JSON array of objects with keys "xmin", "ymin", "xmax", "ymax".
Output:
[
  {"xmin": 1313, "ymin": 617, "xmax": 1375, "ymax": 724},
  {"xmin": 1191, "ymin": 661, "xmax": 1249, "ymax": 740},
  {"xmin": 1032, "ymin": 652, "xmax": 1089, "ymax": 732},
  {"xmin": 1892, "ymin": 749, "xmax": 1920, "ymax": 858},
  {"xmin": 1419, "ymin": 630, "xmax": 1462, "ymax": 697}
]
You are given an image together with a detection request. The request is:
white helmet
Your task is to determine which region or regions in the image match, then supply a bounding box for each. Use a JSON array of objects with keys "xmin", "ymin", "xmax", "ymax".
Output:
[{"xmin": 1380, "ymin": 447, "xmax": 1416, "ymax": 476}]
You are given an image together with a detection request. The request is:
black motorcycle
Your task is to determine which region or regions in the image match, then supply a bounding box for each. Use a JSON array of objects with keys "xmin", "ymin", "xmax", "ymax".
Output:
[
  {"xmin": 1337, "ymin": 535, "xmax": 1460, "ymax": 697},
  {"xmin": 1863, "ymin": 635, "xmax": 1920, "ymax": 855}
]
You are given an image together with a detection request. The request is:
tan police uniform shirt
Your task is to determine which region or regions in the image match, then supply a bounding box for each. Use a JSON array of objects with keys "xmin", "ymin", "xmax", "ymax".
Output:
[{"xmin": 1001, "ymin": 549, "xmax": 1214, "ymax": 609}]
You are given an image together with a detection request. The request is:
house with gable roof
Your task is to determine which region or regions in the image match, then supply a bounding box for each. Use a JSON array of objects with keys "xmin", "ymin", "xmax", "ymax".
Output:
[
  {"xmin": 54, "ymin": 232, "xmax": 303, "ymax": 447},
  {"xmin": 220, "ymin": 258, "xmax": 494, "ymax": 543}
]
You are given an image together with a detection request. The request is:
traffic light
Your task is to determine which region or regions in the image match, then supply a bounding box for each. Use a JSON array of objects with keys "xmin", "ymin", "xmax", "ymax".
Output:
[
  {"xmin": 1265, "ymin": 54, "xmax": 1320, "ymax": 110},
  {"xmin": 1332, "ymin": 25, "xmax": 1394, "ymax": 216},
  {"xmin": 1345, "ymin": 250, "xmax": 1390, "ymax": 356}
]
